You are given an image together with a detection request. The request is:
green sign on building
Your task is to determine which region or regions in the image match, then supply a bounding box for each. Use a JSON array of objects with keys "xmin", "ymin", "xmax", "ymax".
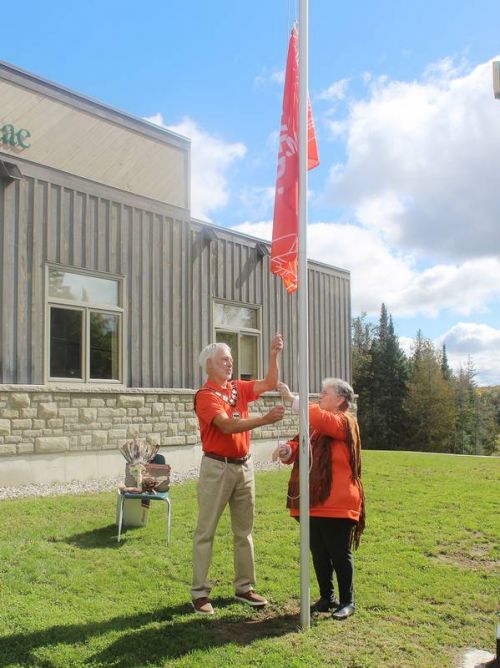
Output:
[{"xmin": 1, "ymin": 123, "xmax": 31, "ymax": 149}]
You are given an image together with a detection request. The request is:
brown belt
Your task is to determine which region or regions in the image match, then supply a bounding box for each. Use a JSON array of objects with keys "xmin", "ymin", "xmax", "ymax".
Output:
[{"xmin": 204, "ymin": 452, "xmax": 251, "ymax": 465}]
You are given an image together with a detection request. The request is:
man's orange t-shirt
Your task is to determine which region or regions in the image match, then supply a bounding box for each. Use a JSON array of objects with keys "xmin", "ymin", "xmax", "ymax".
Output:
[{"xmin": 194, "ymin": 379, "xmax": 260, "ymax": 458}]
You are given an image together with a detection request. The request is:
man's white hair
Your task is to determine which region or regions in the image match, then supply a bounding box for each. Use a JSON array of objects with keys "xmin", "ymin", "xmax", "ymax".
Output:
[
  {"xmin": 322, "ymin": 377, "xmax": 354, "ymax": 407},
  {"xmin": 199, "ymin": 342, "xmax": 231, "ymax": 373}
]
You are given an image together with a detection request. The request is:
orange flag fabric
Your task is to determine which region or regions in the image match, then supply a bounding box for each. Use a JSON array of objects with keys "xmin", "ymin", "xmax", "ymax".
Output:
[{"xmin": 271, "ymin": 26, "xmax": 319, "ymax": 293}]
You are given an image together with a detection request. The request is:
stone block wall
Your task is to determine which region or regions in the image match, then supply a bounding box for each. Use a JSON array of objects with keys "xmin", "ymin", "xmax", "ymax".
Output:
[{"xmin": 0, "ymin": 386, "xmax": 299, "ymax": 457}]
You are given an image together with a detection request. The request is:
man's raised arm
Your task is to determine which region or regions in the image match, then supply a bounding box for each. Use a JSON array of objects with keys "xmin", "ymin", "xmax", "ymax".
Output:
[{"xmin": 253, "ymin": 334, "xmax": 283, "ymax": 395}]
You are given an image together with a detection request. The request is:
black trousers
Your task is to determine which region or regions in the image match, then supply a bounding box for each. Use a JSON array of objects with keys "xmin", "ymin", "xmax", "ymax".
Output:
[{"xmin": 308, "ymin": 517, "xmax": 355, "ymax": 605}]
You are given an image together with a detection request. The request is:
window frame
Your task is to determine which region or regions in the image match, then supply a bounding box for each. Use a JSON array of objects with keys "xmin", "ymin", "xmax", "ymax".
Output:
[
  {"xmin": 212, "ymin": 299, "xmax": 262, "ymax": 381},
  {"xmin": 45, "ymin": 264, "xmax": 126, "ymax": 384},
  {"xmin": 48, "ymin": 304, "xmax": 85, "ymax": 382}
]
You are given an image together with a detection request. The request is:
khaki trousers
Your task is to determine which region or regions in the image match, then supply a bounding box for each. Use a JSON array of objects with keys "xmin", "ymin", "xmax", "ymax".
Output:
[{"xmin": 191, "ymin": 454, "xmax": 256, "ymax": 600}]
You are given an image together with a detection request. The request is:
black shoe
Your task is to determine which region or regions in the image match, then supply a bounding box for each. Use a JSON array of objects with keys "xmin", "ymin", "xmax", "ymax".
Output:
[
  {"xmin": 310, "ymin": 597, "xmax": 339, "ymax": 614},
  {"xmin": 332, "ymin": 603, "xmax": 355, "ymax": 620}
]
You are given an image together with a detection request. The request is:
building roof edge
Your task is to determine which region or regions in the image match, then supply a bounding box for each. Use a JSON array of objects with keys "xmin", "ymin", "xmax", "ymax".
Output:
[
  {"xmin": 0, "ymin": 60, "xmax": 190, "ymax": 149},
  {"xmin": 190, "ymin": 217, "xmax": 351, "ymax": 276}
]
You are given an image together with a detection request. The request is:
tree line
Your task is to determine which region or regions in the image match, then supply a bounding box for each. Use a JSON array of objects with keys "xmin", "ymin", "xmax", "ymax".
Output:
[{"xmin": 352, "ymin": 304, "xmax": 500, "ymax": 455}]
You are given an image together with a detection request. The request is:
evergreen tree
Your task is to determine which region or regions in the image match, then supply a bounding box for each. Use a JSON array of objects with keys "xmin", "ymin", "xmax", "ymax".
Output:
[
  {"xmin": 351, "ymin": 313, "xmax": 375, "ymax": 444},
  {"xmin": 352, "ymin": 313, "xmax": 374, "ymax": 386},
  {"xmin": 440, "ymin": 344, "xmax": 452, "ymax": 381},
  {"xmin": 404, "ymin": 336, "xmax": 456, "ymax": 452},
  {"xmin": 476, "ymin": 387, "xmax": 499, "ymax": 455},
  {"xmin": 353, "ymin": 312, "xmax": 499, "ymax": 455},
  {"xmin": 453, "ymin": 357, "xmax": 480, "ymax": 454},
  {"xmin": 354, "ymin": 304, "xmax": 409, "ymax": 450}
]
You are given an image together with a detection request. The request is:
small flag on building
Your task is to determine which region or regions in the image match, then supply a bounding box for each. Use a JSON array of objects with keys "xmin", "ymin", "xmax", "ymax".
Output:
[{"xmin": 271, "ymin": 25, "xmax": 319, "ymax": 293}]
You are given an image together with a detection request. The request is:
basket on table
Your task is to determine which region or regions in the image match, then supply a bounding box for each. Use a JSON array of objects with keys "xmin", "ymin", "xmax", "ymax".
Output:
[{"xmin": 120, "ymin": 439, "xmax": 171, "ymax": 493}]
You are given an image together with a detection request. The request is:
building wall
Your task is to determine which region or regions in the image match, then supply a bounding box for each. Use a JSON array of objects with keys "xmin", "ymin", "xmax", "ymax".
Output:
[
  {"xmin": 0, "ymin": 386, "xmax": 298, "ymax": 455},
  {"xmin": 308, "ymin": 263, "xmax": 352, "ymax": 392},
  {"xmin": 0, "ymin": 61, "xmax": 353, "ymax": 485},
  {"xmin": 0, "ymin": 161, "xmax": 191, "ymax": 386},
  {"xmin": 190, "ymin": 225, "xmax": 352, "ymax": 391},
  {"xmin": 0, "ymin": 385, "xmax": 299, "ymax": 485},
  {"xmin": 0, "ymin": 67, "xmax": 189, "ymax": 207},
  {"xmin": 0, "ymin": 163, "xmax": 351, "ymax": 390}
]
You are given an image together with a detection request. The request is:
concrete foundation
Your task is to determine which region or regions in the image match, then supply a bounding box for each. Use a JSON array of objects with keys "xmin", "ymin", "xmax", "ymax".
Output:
[{"xmin": 0, "ymin": 438, "xmax": 282, "ymax": 487}]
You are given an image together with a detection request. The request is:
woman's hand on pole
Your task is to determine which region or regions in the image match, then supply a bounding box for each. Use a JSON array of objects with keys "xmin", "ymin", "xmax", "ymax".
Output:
[
  {"xmin": 271, "ymin": 443, "xmax": 292, "ymax": 462},
  {"xmin": 278, "ymin": 381, "xmax": 295, "ymax": 405}
]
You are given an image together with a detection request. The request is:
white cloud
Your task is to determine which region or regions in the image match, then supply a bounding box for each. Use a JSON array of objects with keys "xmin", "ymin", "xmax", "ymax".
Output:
[
  {"xmin": 237, "ymin": 187, "xmax": 275, "ymax": 220},
  {"xmin": 145, "ymin": 113, "xmax": 164, "ymax": 126},
  {"xmin": 254, "ymin": 68, "xmax": 285, "ymax": 87},
  {"xmin": 145, "ymin": 113, "xmax": 246, "ymax": 220},
  {"xmin": 398, "ymin": 336, "xmax": 415, "ymax": 357},
  {"xmin": 231, "ymin": 220, "xmax": 414, "ymax": 313},
  {"xmin": 317, "ymin": 78, "xmax": 350, "ymax": 101},
  {"xmin": 232, "ymin": 217, "xmax": 500, "ymax": 383},
  {"xmin": 398, "ymin": 324, "xmax": 500, "ymax": 385},
  {"xmin": 326, "ymin": 57, "xmax": 500, "ymax": 260},
  {"xmin": 230, "ymin": 220, "xmax": 500, "ymax": 318},
  {"xmin": 232, "ymin": 220, "xmax": 273, "ymax": 241},
  {"xmin": 324, "ymin": 120, "xmax": 348, "ymax": 140},
  {"xmin": 266, "ymin": 129, "xmax": 280, "ymax": 151},
  {"xmin": 306, "ymin": 223, "xmax": 415, "ymax": 313},
  {"xmin": 271, "ymin": 70, "xmax": 285, "ymax": 85},
  {"xmin": 422, "ymin": 55, "xmax": 470, "ymax": 81},
  {"xmin": 436, "ymin": 322, "xmax": 500, "ymax": 385},
  {"xmin": 390, "ymin": 258, "xmax": 500, "ymax": 317}
]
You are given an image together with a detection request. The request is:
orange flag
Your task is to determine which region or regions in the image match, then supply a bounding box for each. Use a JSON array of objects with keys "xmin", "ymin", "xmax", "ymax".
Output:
[{"xmin": 271, "ymin": 25, "xmax": 319, "ymax": 293}]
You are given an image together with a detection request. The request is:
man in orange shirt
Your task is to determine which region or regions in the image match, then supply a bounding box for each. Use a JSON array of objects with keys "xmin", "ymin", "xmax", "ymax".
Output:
[{"xmin": 191, "ymin": 335, "xmax": 285, "ymax": 615}]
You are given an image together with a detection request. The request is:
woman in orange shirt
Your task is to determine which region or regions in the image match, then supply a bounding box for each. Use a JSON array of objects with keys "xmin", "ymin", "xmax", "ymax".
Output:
[{"xmin": 277, "ymin": 378, "xmax": 365, "ymax": 620}]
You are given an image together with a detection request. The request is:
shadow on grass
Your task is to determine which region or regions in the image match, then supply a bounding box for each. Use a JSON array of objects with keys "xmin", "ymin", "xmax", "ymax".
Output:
[
  {"xmin": 60, "ymin": 523, "xmax": 123, "ymax": 549},
  {"xmin": 0, "ymin": 599, "xmax": 300, "ymax": 667},
  {"xmin": 63, "ymin": 522, "xmax": 171, "ymax": 550}
]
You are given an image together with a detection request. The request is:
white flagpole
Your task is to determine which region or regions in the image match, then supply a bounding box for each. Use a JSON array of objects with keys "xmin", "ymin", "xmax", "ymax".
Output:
[{"xmin": 298, "ymin": 0, "xmax": 310, "ymax": 630}]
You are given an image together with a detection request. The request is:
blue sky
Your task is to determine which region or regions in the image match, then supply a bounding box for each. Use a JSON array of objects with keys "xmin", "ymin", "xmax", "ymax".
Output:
[{"xmin": 3, "ymin": 0, "xmax": 500, "ymax": 384}]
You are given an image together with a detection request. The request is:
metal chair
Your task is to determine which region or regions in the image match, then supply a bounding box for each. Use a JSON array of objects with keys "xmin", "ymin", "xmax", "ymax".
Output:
[{"xmin": 117, "ymin": 491, "xmax": 171, "ymax": 544}]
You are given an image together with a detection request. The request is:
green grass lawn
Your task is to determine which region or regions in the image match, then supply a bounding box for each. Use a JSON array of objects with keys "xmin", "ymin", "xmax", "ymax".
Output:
[{"xmin": 0, "ymin": 451, "xmax": 498, "ymax": 668}]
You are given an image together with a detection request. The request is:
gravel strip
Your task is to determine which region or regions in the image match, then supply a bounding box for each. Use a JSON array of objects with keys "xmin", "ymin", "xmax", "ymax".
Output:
[{"xmin": 0, "ymin": 460, "xmax": 282, "ymax": 501}]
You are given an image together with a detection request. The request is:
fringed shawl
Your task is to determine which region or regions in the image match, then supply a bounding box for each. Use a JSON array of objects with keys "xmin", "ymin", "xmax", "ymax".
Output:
[{"xmin": 286, "ymin": 411, "xmax": 366, "ymax": 550}]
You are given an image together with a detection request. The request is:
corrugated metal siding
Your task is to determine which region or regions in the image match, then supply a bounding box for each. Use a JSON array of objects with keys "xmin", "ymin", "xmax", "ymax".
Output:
[
  {"xmin": 189, "ymin": 225, "xmax": 351, "ymax": 392},
  {"xmin": 0, "ymin": 169, "xmax": 351, "ymax": 391}
]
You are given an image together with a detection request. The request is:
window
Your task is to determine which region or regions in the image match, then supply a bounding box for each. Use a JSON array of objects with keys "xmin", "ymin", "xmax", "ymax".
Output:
[
  {"xmin": 50, "ymin": 307, "xmax": 83, "ymax": 378},
  {"xmin": 47, "ymin": 267, "xmax": 123, "ymax": 382},
  {"xmin": 214, "ymin": 301, "xmax": 261, "ymax": 380}
]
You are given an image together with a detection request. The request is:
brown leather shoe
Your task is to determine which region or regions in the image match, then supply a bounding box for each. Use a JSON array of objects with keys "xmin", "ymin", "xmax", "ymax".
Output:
[
  {"xmin": 192, "ymin": 597, "xmax": 214, "ymax": 615},
  {"xmin": 235, "ymin": 590, "xmax": 268, "ymax": 607}
]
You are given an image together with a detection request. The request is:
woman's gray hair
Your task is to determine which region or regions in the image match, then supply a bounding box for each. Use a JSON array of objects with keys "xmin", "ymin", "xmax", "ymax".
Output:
[
  {"xmin": 322, "ymin": 377, "xmax": 354, "ymax": 407},
  {"xmin": 199, "ymin": 342, "xmax": 231, "ymax": 372}
]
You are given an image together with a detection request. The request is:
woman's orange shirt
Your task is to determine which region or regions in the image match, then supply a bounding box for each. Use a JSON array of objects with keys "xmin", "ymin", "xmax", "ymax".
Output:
[{"xmin": 286, "ymin": 404, "xmax": 362, "ymax": 520}]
